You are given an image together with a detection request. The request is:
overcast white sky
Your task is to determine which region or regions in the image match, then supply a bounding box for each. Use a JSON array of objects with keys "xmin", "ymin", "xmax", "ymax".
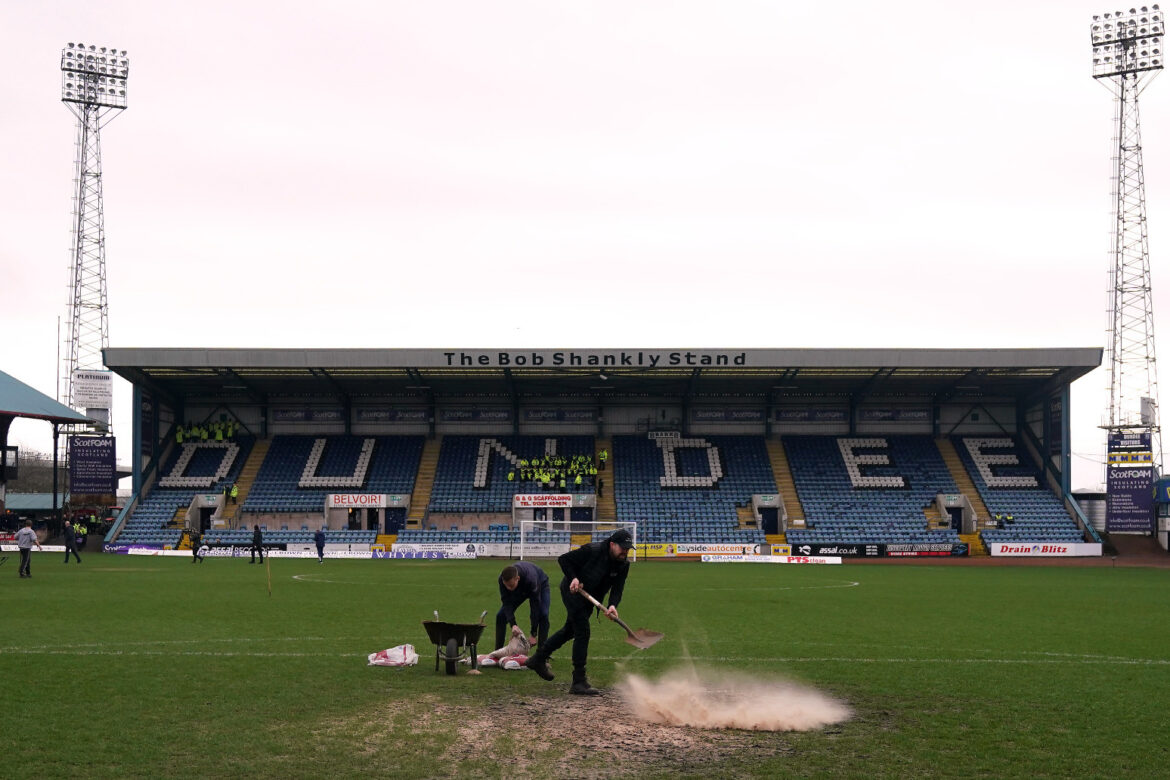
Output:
[{"xmin": 3, "ymin": 0, "xmax": 1167, "ymax": 491}]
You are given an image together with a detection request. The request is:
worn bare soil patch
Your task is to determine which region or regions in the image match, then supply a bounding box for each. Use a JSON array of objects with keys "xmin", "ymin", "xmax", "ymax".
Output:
[{"xmin": 439, "ymin": 689, "xmax": 792, "ymax": 778}]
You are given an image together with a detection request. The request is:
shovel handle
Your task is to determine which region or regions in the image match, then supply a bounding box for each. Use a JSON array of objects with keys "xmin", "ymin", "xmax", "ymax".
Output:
[
  {"xmin": 577, "ymin": 588, "xmax": 633, "ymax": 634},
  {"xmin": 576, "ymin": 587, "xmax": 605, "ymax": 610}
]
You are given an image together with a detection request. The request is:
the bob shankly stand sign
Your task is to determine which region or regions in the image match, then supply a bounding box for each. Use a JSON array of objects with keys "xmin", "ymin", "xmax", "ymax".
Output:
[{"xmin": 441, "ymin": 350, "xmax": 748, "ymax": 367}]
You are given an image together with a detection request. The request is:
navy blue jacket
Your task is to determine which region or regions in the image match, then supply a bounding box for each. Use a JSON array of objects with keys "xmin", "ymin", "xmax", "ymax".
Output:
[{"xmin": 498, "ymin": 560, "xmax": 549, "ymax": 626}]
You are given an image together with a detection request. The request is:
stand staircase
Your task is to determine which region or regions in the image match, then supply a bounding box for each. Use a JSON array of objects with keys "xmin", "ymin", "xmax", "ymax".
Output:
[
  {"xmin": 595, "ymin": 438, "xmax": 615, "ymax": 522},
  {"xmin": 407, "ymin": 436, "xmax": 442, "ymax": 529},
  {"xmin": 936, "ymin": 437, "xmax": 990, "ymax": 556},
  {"xmin": 765, "ymin": 438, "xmax": 805, "ymax": 529},
  {"xmin": 229, "ymin": 438, "xmax": 269, "ymax": 524}
]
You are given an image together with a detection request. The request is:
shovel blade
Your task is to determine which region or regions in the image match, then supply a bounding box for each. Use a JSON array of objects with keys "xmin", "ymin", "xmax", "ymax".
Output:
[{"xmin": 624, "ymin": 629, "xmax": 665, "ymax": 650}]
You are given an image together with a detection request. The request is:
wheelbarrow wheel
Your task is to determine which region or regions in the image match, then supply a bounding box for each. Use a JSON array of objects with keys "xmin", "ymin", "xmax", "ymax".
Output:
[{"xmin": 445, "ymin": 638, "xmax": 459, "ymax": 676}]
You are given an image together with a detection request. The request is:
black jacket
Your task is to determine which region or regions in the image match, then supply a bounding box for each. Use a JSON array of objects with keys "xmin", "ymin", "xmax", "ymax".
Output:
[
  {"xmin": 557, "ymin": 541, "xmax": 629, "ymax": 611},
  {"xmin": 252, "ymin": 528, "xmax": 263, "ymax": 547}
]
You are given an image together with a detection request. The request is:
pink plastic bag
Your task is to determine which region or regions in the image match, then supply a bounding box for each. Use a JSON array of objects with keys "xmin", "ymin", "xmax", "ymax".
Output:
[{"xmin": 367, "ymin": 644, "xmax": 419, "ymax": 666}]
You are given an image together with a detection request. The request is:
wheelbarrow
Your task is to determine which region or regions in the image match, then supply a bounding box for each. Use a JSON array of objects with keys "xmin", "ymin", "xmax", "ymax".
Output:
[{"xmin": 422, "ymin": 611, "xmax": 487, "ymax": 675}]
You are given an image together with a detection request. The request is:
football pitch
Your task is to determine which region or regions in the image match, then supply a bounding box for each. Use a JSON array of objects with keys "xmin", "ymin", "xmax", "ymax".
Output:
[{"xmin": 3, "ymin": 553, "xmax": 1168, "ymax": 779}]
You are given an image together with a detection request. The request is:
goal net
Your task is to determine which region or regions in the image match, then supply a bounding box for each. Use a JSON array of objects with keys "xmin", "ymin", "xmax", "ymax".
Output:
[{"xmin": 519, "ymin": 519, "xmax": 638, "ymax": 562}]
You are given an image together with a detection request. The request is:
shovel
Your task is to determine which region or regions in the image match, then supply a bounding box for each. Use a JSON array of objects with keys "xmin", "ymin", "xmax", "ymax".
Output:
[{"xmin": 577, "ymin": 588, "xmax": 665, "ymax": 650}]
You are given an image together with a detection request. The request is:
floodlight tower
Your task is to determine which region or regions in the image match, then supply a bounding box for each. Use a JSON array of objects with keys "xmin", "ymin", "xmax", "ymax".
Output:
[
  {"xmin": 59, "ymin": 42, "xmax": 129, "ymax": 428},
  {"xmin": 1092, "ymin": 7, "xmax": 1164, "ymax": 469}
]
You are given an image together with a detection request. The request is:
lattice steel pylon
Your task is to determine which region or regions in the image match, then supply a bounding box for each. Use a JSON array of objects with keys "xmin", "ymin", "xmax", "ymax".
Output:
[
  {"xmin": 1092, "ymin": 7, "xmax": 1164, "ymax": 470},
  {"xmin": 59, "ymin": 42, "xmax": 129, "ymax": 427}
]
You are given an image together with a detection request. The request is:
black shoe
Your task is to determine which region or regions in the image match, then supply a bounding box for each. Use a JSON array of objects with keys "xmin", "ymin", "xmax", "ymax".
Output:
[
  {"xmin": 570, "ymin": 680, "xmax": 601, "ymax": 696},
  {"xmin": 525, "ymin": 656, "xmax": 555, "ymax": 681}
]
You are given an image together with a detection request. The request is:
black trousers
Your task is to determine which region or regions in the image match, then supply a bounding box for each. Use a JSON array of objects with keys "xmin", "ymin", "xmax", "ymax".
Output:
[
  {"xmin": 19, "ymin": 548, "xmax": 31, "ymax": 576},
  {"xmin": 251, "ymin": 545, "xmax": 264, "ymax": 562},
  {"xmin": 64, "ymin": 545, "xmax": 81, "ymax": 563},
  {"xmin": 539, "ymin": 603, "xmax": 592, "ymax": 672}
]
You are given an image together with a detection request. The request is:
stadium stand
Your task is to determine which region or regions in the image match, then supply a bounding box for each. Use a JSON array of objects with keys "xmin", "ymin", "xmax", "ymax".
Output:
[
  {"xmin": 117, "ymin": 437, "xmax": 255, "ymax": 546},
  {"xmin": 244, "ymin": 435, "xmax": 422, "ymax": 513},
  {"xmin": 784, "ymin": 435, "xmax": 963, "ymax": 546},
  {"xmin": 953, "ymin": 436, "xmax": 1085, "ymax": 545},
  {"xmin": 427, "ymin": 435, "xmax": 596, "ymax": 514},
  {"xmin": 118, "ymin": 435, "xmax": 421, "ymax": 547},
  {"xmin": 611, "ymin": 434, "xmax": 772, "ymax": 544}
]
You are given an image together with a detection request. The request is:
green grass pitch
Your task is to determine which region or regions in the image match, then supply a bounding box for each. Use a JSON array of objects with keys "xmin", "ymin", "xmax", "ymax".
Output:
[{"xmin": 3, "ymin": 553, "xmax": 1168, "ymax": 779}]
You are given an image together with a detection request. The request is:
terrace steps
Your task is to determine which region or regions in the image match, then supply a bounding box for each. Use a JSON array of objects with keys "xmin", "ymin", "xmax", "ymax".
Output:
[
  {"xmin": 765, "ymin": 533, "xmax": 786, "ymax": 545},
  {"xmin": 924, "ymin": 504, "xmax": 945, "ymax": 530},
  {"xmin": 571, "ymin": 533, "xmax": 591, "ymax": 547},
  {"xmin": 737, "ymin": 504, "xmax": 757, "ymax": 529},
  {"xmin": 407, "ymin": 436, "xmax": 442, "ymax": 529},
  {"xmin": 960, "ymin": 532, "xmax": 988, "ymax": 556},
  {"xmin": 595, "ymin": 438, "xmax": 615, "ymax": 521},
  {"xmin": 766, "ymin": 438, "xmax": 805, "ymax": 527},
  {"xmin": 376, "ymin": 533, "xmax": 397, "ymax": 550},
  {"xmin": 230, "ymin": 437, "xmax": 269, "ymax": 519}
]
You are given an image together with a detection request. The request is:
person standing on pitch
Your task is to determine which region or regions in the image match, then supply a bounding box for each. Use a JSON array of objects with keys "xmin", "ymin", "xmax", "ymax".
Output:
[
  {"xmin": 16, "ymin": 519, "xmax": 42, "ymax": 578},
  {"xmin": 190, "ymin": 529, "xmax": 202, "ymax": 564},
  {"xmin": 497, "ymin": 561, "xmax": 550, "ymax": 650},
  {"xmin": 314, "ymin": 527, "xmax": 326, "ymax": 563},
  {"xmin": 62, "ymin": 520, "xmax": 82, "ymax": 564},
  {"xmin": 525, "ymin": 528, "xmax": 633, "ymax": 695},
  {"xmin": 250, "ymin": 524, "xmax": 264, "ymax": 564}
]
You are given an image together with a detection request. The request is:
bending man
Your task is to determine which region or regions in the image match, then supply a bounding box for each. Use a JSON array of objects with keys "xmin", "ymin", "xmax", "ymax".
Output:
[
  {"xmin": 525, "ymin": 528, "xmax": 632, "ymax": 695},
  {"xmin": 497, "ymin": 561, "xmax": 550, "ymax": 651}
]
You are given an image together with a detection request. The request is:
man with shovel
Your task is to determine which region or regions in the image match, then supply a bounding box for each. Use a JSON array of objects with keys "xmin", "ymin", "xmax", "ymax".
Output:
[{"xmin": 525, "ymin": 528, "xmax": 633, "ymax": 695}]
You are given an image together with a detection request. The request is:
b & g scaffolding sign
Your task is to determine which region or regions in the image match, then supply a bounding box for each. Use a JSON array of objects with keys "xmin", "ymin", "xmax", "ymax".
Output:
[{"xmin": 1106, "ymin": 431, "xmax": 1154, "ymax": 532}]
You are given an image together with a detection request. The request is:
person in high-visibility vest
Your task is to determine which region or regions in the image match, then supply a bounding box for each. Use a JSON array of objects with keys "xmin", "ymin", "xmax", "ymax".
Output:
[
  {"xmin": 599, "ymin": 449, "xmax": 608, "ymax": 471},
  {"xmin": 230, "ymin": 484, "xmax": 239, "ymax": 504}
]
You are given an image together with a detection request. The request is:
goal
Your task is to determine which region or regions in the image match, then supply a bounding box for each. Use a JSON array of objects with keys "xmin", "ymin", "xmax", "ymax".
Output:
[{"xmin": 518, "ymin": 519, "xmax": 638, "ymax": 562}]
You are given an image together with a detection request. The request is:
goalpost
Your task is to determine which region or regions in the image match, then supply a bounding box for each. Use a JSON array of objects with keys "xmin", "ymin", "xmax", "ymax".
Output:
[{"xmin": 518, "ymin": 519, "xmax": 638, "ymax": 562}]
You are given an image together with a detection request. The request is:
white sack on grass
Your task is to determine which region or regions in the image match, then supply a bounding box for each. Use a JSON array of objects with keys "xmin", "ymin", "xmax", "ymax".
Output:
[{"xmin": 368, "ymin": 644, "xmax": 419, "ymax": 667}]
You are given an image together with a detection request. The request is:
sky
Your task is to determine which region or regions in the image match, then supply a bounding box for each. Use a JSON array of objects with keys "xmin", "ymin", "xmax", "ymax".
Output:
[{"xmin": 3, "ymin": 0, "xmax": 1168, "ymax": 491}]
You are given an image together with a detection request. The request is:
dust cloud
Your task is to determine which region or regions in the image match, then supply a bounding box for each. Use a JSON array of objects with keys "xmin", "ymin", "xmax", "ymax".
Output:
[{"xmin": 617, "ymin": 666, "xmax": 851, "ymax": 732}]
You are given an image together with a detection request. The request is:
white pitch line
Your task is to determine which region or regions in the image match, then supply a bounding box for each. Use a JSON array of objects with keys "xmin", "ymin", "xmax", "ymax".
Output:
[
  {"xmin": 0, "ymin": 636, "xmax": 370, "ymax": 653},
  {"xmin": 3, "ymin": 648, "xmax": 353, "ymax": 658},
  {"xmin": 289, "ymin": 573, "xmax": 864, "ymax": 592},
  {"xmin": 642, "ymin": 580, "xmax": 861, "ymax": 592},
  {"xmin": 591, "ymin": 655, "xmax": 1170, "ymax": 665},
  {"xmin": 2, "ymin": 645, "xmax": 1166, "ymax": 666}
]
